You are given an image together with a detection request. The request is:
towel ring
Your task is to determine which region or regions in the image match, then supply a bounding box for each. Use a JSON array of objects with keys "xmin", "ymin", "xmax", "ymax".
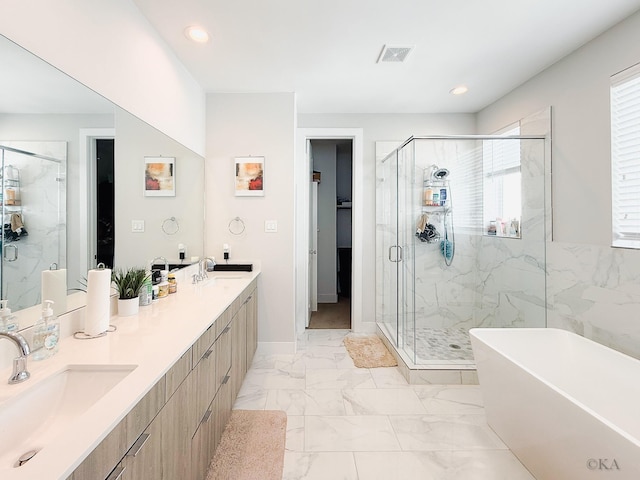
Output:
[
  {"xmin": 162, "ymin": 217, "xmax": 179, "ymax": 235},
  {"xmin": 228, "ymin": 217, "xmax": 246, "ymax": 235}
]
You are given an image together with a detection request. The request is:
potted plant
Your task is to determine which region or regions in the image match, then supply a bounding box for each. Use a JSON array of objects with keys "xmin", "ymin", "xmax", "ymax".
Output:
[{"xmin": 112, "ymin": 267, "xmax": 149, "ymax": 316}]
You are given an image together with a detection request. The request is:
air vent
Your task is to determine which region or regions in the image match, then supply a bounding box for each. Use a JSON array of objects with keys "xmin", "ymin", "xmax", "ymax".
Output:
[{"xmin": 377, "ymin": 45, "xmax": 413, "ymax": 63}]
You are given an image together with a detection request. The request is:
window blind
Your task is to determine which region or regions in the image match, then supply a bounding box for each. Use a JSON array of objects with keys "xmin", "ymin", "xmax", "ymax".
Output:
[
  {"xmin": 483, "ymin": 124, "xmax": 521, "ymax": 234},
  {"xmin": 453, "ymin": 143, "xmax": 483, "ymax": 234},
  {"xmin": 611, "ymin": 63, "xmax": 640, "ymax": 248}
]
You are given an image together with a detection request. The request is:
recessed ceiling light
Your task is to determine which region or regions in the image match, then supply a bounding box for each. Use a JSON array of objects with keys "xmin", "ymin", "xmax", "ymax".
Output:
[
  {"xmin": 450, "ymin": 85, "xmax": 469, "ymax": 95},
  {"xmin": 184, "ymin": 26, "xmax": 209, "ymax": 43}
]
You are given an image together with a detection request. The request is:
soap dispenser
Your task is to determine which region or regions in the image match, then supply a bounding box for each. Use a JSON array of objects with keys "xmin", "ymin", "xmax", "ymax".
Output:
[
  {"xmin": 0, "ymin": 300, "xmax": 18, "ymax": 333},
  {"xmin": 32, "ymin": 300, "xmax": 59, "ymax": 361}
]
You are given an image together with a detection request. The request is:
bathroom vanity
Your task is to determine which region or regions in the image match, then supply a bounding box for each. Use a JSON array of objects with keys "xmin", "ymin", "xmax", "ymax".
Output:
[{"xmin": 0, "ymin": 266, "xmax": 259, "ymax": 480}]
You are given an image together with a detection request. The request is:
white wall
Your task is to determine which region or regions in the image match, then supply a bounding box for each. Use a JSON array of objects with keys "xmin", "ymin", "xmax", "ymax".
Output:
[
  {"xmin": 206, "ymin": 93, "xmax": 296, "ymax": 352},
  {"xmin": 312, "ymin": 141, "xmax": 338, "ymax": 302},
  {"xmin": 0, "ymin": 0, "xmax": 206, "ymax": 156},
  {"xmin": 298, "ymin": 114, "xmax": 476, "ymax": 328},
  {"xmin": 478, "ymin": 10, "xmax": 640, "ymax": 246},
  {"xmin": 478, "ymin": 10, "xmax": 640, "ymax": 358},
  {"xmin": 113, "ymin": 107, "xmax": 204, "ymax": 269}
]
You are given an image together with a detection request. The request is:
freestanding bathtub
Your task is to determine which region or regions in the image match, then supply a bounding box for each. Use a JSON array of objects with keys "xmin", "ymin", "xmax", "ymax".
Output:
[{"xmin": 470, "ymin": 328, "xmax": 640, "ymax": 480}]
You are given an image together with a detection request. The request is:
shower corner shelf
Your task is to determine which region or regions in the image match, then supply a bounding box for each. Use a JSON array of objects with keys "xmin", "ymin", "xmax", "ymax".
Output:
[{"xmin": 422, "ymin": 205, "xmax": 450, "ymax": 213}]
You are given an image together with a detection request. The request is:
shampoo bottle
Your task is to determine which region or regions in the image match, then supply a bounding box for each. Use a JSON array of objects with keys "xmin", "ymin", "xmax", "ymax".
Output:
[
  {"xmin": 32, "ymin": 300, "xmax": 59, "ymax": 361},
  {"xmin": 0, "ymin": 300, "xmax": 18, "ymax": 333}
]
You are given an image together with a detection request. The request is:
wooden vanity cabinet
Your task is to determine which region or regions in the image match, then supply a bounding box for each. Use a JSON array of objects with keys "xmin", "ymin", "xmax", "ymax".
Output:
[
  {"xmin": 67, "ymin": 379, "xmax": 166, "ymax": 480},
  {"xmin": 230, "ymin": 298, "xmax": 247, "ymax": 398},
  {"xmin": 67, "ymin": 281, "xmax": 258, "ymax": 480},
  {"xmin": 120, "ymin": 369, "xmax": 194, "ymax": 480},
  {"xmin": 245, "ymin": 287, "xmax": 258, "ymax": 368},
  {"xmin": 231, "ymin": 283, "xmax": 258, "ymax": 398}
]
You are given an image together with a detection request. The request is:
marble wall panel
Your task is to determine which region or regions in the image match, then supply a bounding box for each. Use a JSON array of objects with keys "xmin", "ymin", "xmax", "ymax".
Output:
[{"xmin": 547, "ymin": 242, "xmax": 640, "ymax": 359}]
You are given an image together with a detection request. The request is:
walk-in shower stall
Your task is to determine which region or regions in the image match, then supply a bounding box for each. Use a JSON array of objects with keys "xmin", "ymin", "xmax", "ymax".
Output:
[{"xmin": 376, "ymin": 134, "xmax": 547, "ymax": 371}]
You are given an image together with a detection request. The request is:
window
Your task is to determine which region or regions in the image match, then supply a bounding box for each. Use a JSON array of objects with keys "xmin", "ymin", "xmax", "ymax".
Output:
[
  {"xmin": 611, "ymin": 63, "xmax": 640, "ymax": 248},
  {"xmin": 483, "ymin": 124, "xmax": 522, "ymax": 238}
]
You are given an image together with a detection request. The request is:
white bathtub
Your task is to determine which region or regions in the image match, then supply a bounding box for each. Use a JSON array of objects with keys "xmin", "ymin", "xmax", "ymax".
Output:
[{"xmin": 470, "ymin": 328, "xmax": 640, "ymax": 480}]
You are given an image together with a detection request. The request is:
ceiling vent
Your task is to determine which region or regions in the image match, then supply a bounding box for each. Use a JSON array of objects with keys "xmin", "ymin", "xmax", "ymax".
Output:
[{"xmin": 377, "ymin": 45, "xmax": 413, "ymax": 63}]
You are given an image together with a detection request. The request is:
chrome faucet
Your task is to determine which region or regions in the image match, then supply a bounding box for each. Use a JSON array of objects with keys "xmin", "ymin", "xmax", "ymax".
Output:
[
  {"xmin": 204, "ymin": 256, "xmax": 217, "ymax": 272},
  {"xmin": 197, "ymin": 258, "xmax": 209, "ymax": 282},
  {"xmin": 150, "ymin": 256, "xmax": 169, "ymax": 271},
  {"xmin": 193, "ymin": 257, "xmax": 216, "ymax": 283},
  {"xmin": 0, "ymin": 331, "xmax": 31, "ymax": 384}
]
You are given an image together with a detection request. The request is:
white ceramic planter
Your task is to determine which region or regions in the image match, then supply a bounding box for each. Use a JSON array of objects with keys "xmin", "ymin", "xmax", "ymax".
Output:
[{"xmin": 117, "ymin": 297, "xmax": 139, "ymax": 317}]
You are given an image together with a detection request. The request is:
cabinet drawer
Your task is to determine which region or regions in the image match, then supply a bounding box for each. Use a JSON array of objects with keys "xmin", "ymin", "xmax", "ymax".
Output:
[
  {"xmin": 165, "ymin": 348, "xmax": 192, "ymax": 401},
  {"xmin": 193, "ymin": 323, "xmax": 216, "ymax": 363},
  {"xmin": 193, "ymin": 339, "xmax": 218, "ymax": 423},
  {"xmin": 215, "ymin": 305, "xmax": 232, "ymax": 338},
  {"xmin": 191, "ymin": 397, "xmax": 215, "ymax": 480},
  {"xmin": 215, "ymin": 324, "xmax": 232, "ymax": 392}
]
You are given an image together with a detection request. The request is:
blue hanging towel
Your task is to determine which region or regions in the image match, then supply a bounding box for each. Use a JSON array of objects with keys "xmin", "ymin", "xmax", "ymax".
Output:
[{"xmin": 440, "ymin": 239, "xmax": 453, "ymax": 261}]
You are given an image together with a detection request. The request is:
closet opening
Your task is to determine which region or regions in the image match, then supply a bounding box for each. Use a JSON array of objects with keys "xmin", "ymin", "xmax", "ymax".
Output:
[{"xmin": 308, "ymin": 139, "xmax": 353, "ymax": 330}]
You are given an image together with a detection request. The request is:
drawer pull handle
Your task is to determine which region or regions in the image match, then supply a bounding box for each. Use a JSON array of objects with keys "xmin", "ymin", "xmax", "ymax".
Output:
[
  {"xmin": 202, "ymin": 409, "xmax": 212, "ymax": 423},
  {"xmin": 126, "ymin": 433, "xmax": 150, "ymax": 457},
  {"xmin": 106, "ymin": 465, "xmax": 126, "ymax": 480},
  {"xmin": 203, "ymin": 348, "xmax": 214, "ymax": 359},
  {"xmin": 222, "ymin": 375, "xmax": 230, "ymax": 385}
]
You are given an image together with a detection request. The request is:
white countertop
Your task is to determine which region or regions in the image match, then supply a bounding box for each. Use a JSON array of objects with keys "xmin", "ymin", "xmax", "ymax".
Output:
[{"xmin": 0, "ymin": 266, "xmax": 260, "ymax": 480}]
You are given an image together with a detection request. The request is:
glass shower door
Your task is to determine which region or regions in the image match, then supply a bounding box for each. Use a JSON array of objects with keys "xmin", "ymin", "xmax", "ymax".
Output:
[
  {"xmin": 378, "ymin": 142, "xmax": 416, "ymax": 359},
  {"xmin": 378, "ymin": 150, "xmax": 400, "ymax": 344},
  {"xmin": 397, "ymin": 142, "xmax": 416, "ymax": 362}
]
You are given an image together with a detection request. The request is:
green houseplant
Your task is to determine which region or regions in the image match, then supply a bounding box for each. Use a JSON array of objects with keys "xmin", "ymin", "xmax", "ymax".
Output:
[{"xmin": 112, "ymin": 267, "xmax": 149, "ymax": 316}]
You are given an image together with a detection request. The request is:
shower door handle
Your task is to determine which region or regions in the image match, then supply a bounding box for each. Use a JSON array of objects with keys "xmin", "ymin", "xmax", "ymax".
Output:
[
  {"xmin": 3, "ymin": 244, "xmax": 18, "ymax": 262},
  {"xmin": 388, "ymin": 245, "xmax": 403, "ymax": 262}
]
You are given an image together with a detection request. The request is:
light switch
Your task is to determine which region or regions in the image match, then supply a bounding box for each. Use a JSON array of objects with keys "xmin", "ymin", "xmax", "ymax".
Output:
[
  {"xmin": 132, "ymin": 220, "xmax": 145, "ymax": 232},
  {"xmin": 265, "ymin": 220, "xmax": 278, "ymax": 233}
]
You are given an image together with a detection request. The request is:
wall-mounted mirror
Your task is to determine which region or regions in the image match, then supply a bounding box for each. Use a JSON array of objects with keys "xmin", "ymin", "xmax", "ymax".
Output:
[{"xmin": 0, "ymin": 35, "xmax": 205, "ymax": 328}]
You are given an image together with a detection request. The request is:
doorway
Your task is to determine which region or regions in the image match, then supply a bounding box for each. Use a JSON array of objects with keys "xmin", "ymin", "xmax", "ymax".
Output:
[
  {"xmin": 308, "ymin": 139, "xmax": 352, "ymax": 329},
  {"xmin": 79, "ymin": 128, "xmax": 115, "ymax": 275},
  {"xmin": 294, "ymin": 127, "xmax": 364, "ymax": 337},
  {"xmin": 95, "ymin": 139, "xmax": 114, "ymax": 267}
]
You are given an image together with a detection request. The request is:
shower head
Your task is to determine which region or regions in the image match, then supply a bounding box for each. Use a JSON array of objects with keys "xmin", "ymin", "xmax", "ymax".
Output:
[{"xmin": 432, "ymin": 168, "xmax": 450, "ymax": 180}]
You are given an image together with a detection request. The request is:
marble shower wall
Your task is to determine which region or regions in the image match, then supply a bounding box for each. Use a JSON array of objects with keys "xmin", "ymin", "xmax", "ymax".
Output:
[
  {"xmin": 546, "ymin": 242, "xmax": 640, "ymax": 359},
  {"xmin": 470, "ymin": 138, "xmax": 546, "ymax": 329},
  {"xmin": 1, "ymin": 142, "xmax": 66, "ymax": 311},
  {"xmin": 410, "ymin": 137, "xmax": 547, "ymax": 333}
]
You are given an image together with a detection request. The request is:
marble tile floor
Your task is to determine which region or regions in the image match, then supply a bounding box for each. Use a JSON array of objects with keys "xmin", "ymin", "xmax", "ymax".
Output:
[
  {"xmin": 404, "ymin": 327, "xmax": 475, "ymax": 363},
  {"xmin": 233, "ymin": 329, "xmax": 534, "ymax": 480}
]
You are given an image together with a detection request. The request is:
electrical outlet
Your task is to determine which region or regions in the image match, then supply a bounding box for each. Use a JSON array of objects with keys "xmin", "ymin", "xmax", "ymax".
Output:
[
  {"xmin": 265, "ymin": 220, "xmax": 278, "ymax": 232},
  {"xmin": 132, "ymin": 220, "xmax": 145, "ymax": 232}
]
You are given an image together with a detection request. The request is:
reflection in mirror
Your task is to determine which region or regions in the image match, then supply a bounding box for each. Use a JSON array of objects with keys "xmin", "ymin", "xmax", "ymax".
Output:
[
  {"xmin": 0, "ymin": 34, "xmax": 204, "ymax": 329},
  {"xmin": 0, "ymin": 144, "xmax": 66, "ymax": 312}
]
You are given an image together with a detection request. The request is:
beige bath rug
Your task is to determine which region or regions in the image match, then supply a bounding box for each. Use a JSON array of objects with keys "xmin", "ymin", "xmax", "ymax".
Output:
[
  {"xmin": 344, "ymin": 334, "xmax": 398, "ymax": 368},
  {"xmin": 206, "ymin": 409, "xmax": 287, "ymax": 480}
]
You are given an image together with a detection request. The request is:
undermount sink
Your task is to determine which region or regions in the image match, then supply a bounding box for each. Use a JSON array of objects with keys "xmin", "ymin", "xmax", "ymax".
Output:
[
  {"xmin": 0, "ymin": 364, "xmax": 137, "ymax": 470},
  {"xmin": 202, "ymin": 275, "xmax": 245, "ymax": 288}
]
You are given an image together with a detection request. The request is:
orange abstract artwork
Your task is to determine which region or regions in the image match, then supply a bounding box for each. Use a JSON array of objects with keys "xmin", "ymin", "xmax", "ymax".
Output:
[{"xmin": 235, "ymin": 157, "xmax": 264, "ymax": 196}]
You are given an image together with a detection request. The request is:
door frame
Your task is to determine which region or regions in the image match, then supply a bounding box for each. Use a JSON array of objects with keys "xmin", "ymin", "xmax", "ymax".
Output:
[
  {"xmin": 79, "ymin": 128, "xmax": 115, "ymax": 274},
  {"xmin": 294, "ymin": 128, "xmax": 363, "ymax": 336},
  {"xmin": 309, "ymin": 180, "xmax": 318, "ymax": 323}
]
